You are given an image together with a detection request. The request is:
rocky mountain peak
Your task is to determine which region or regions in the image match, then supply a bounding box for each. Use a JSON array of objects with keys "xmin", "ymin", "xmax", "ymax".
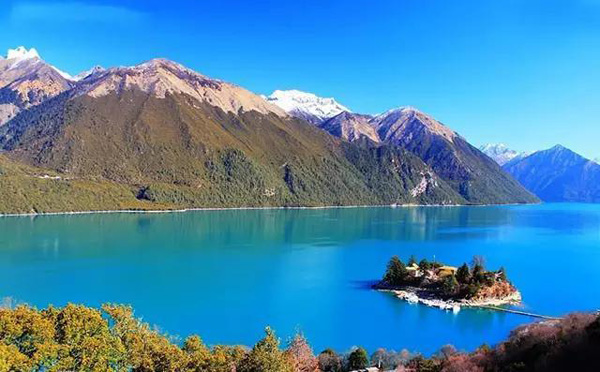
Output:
[
  {"xmin": 320, "ymin": 111, "xmax": 379, "ymax": 143},
  {"xmin": 73, "ymin": 58, "xmax": 286, "ymax": 117},
  {"xmin": 73, "ymin": 65, "xmax": 106, "ymax": 81},
  {"xmin": 372, "ymin": 106, "xmax": 457, "ymax": 142},
  {"xmin": 0, "ymin": 46, "xmax": 74, "ymax": 125},
  {"xmin": 504, "ymin": 145, "xmax": 600, "ymax": 202},
  {"xmin": 549, "ymin": 144, "xmax": 568, "ymax": 152}
]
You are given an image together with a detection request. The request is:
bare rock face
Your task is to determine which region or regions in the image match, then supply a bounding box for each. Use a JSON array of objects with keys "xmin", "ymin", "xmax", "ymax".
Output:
[
  {"xmin": 319, "ymin": 111, "xmax": 379, "ymax": 143},
  {"xmin": 0, "ymin": 47, "xmax": 74, "ymax": 125},
  {"xmin": 76, "ymin": 59, "xmax": 287, "ymax": 117},
  {"xmin": 372, "ymin": 107, "xmax": 457, "ymax": 144}
]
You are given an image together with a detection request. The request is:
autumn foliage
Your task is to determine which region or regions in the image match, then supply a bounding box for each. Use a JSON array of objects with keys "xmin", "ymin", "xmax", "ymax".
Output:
[
  {"xmin": 0, "ymin": 304, "xmax": 292, "ymax": 372},
  {"xmin": 1, "ymin": 303, "xmax": 599, "ymax": 371}
]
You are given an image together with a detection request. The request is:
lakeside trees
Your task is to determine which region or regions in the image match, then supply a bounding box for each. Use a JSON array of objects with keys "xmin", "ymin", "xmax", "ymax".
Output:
[
  {"xmin": 0, "ymin": 304, "xmax": 268, "ymax": 372},
  {"xmin": 1, "ymin": 303, "xmax": 600, "ymax": 371},
  {"xmin": 346, "ymin": 348, "xmax": 368, "ymax": 371}
]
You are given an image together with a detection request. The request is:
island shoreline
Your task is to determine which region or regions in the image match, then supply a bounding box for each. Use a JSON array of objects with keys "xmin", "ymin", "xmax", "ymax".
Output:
[{"xmin": 376, "ymin": 287, "xmax": 522, "ymax": 312}]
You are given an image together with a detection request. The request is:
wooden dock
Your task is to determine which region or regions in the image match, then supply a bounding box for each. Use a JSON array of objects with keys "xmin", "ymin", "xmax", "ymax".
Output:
[{"xmin": 477, "ymin": 305, "xmax": 561, "ymax": 320}]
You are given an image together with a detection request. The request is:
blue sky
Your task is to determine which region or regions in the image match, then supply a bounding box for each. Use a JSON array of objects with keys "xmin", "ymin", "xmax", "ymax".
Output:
[{"xmin": 2, "ymin": 0, "xmax": 599, "ymax": 159}]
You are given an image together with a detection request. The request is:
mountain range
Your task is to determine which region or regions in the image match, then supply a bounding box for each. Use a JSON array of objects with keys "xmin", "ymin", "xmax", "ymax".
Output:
[
  {"xmin": 0, "ymin": 47, "xmax": 537, "ymax": 213},
  {"xmin": 269, "ymin": 95, "xmax": 535, "ymax": 204},
  {"xmin": 481, "ymin": 143, "xmax": 600, "ymax": 202},
  {"xmin": 502, "ymin": 145, "xmax": 600, "ymax": 203}
]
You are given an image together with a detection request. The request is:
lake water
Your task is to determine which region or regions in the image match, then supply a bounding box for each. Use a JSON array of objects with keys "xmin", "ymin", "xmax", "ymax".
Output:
[{"xmin": 1, "ymin": 204, "xmax": 599, "ymax": 355}]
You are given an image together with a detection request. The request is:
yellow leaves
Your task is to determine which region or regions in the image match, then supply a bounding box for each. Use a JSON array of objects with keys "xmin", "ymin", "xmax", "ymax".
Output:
[
  {"xmin": 209, "ymin": 345, "xmax": 247, "ymax": 372},
  {"xmin": 0, "ymin": 303, "xmax": 298, "ymax": 372},
  {"xmin": 55, "ymin": 304, "xmax": 109, "ymax": 345},
  {"xmin": 77, "ymin": 335, "xmax": 126, "ymax": 372},
  {"xmin": 182, "ymin": 335, "xmax": 212, "ymax": 371},
  {"xmin": 0, "ymin": 305, "xmax": 55, "ymax": 358},
  {"xmin": 0, "ymin": 343, "xmax": 29, "ymax": 372},
  {"xmin": 0, "ymin": 304, "xmax": 128, "ymax": 371},
  {"xmin": 238, "ymin": 327, "xmax": 293, "ymax": 372}
]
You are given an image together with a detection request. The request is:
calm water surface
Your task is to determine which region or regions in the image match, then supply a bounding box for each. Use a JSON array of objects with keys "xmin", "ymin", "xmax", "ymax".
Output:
[{"xmin": 1, "ymin": 204, "xmax": 599, "ymax": 354}]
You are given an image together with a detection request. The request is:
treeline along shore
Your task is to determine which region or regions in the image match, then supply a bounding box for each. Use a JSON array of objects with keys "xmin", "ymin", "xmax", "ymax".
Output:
[{"xmin": 0, "ymin": 302, "xmax": 599, "ymax": 371}]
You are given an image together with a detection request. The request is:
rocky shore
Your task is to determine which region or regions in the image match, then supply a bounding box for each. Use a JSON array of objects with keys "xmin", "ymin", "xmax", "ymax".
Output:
[{"xmin": 379, "ymin": 287, "xmax": 522, "ymax": 313}]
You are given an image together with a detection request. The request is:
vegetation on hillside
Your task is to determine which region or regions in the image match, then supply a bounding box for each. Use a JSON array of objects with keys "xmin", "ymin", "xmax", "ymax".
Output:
[
  {"xmin": 0, "ymin": 88, "xmax": 537, "ymax": 214},
  {"xmin": 1, "ymin": 302, "xmax": 599, "ymax": 372},
  {"xmin": 0, "ymin": 155, "xmax": 167, "ymax": 214}
]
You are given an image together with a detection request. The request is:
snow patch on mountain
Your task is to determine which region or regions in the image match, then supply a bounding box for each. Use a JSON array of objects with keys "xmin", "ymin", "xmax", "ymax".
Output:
[
  {"xmin": 3, "ymin": 46, "xmax": 73, "ymax": 80},
  {"xmin": 264, "ymin": 90, "xmax": 350, "ymax": 123},
  {"xmin": 3, "ymin": 47, "xmax": 41, "ymax": 70},
  {"xmin": 50, "ymin": 66, "xmax": 73, "ymax": 80},
  {"xmin": 374, "ymin": 106, "xmax": 419, "ymax": 118},
  {"xmin": 73, "ymin": 65, "xmax": 105, "ymax": 81},
  {"xmin": 479, "ymin": 143, "xmax": 528, "ymax": 166},
  {"xmin": 5, "ymin": 46, "xmax": 40, "ymax": 61}
]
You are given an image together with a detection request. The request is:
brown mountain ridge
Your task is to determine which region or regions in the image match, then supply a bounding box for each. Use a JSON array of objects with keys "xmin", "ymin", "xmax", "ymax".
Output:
[{"xmin": 0, "ymin": 54, "xmax": 537, "ymax": 213}]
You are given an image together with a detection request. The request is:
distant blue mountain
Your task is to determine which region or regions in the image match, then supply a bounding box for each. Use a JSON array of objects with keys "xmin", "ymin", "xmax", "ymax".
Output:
[{"xmin": 503, "ymin": 145, "xmax": 600, "ymax": 202}]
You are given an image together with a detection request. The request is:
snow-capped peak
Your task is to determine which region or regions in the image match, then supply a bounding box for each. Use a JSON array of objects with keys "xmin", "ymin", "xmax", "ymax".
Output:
[
  {"xmin": 264, "ymin": 89, "xmax": 350, "ymax": 121},
  {"xmin": 5, "ymin": 46, "xmax": 40, "ymax": 60},
  {"xmin": 374, "ymin": 106, "xmax": 422, "ymax": 119},
  {"xmin": 480, "ymin": 143, "xmax": 510, "ymax": 154},
  {"xmin": 73, "ymin": 65, "xmax": 105, "ymax": 81},
  {"xmin": 2, "ymin": 46, "xmax": 74, "ymax": 80},
  {"xmin": 479, "ymin": 143, "xmax": 529, "ymax": 166}
]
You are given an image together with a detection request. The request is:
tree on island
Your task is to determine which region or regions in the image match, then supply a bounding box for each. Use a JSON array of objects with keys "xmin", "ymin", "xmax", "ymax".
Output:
[
  {"xmin": 383, "ymin": 256, "xmax": 408, "ymax": 286},
  {"xmin": 471, "ymin": 255, "xmax": 486, "ymax": 270},
  {"xmin": 471, "ymin": 256, "xmax": 486, "ymax": 285},
  {"xmin": 419, "ymin": 258, "xmax": 432, "ymax": 271},
  {"xmin": 456, "ymin": 263, "xmax": 471, "ymax": 284},
  {"xmin": 442, "ymin": 275, "xmax": 459, "ymax": 296},
  {"xmin": 497, "ymin": 266, "xmax": 507, "ymax": 282},
  {"xmin": 408, "ymin": 255, "xmax": 417, "ymax": 266}
]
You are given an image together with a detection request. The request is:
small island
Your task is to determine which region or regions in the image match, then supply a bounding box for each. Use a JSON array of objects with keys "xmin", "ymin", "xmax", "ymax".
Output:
[{"xmin": 373, "ymin": 255, "xmax": 521, "ymax": 311}]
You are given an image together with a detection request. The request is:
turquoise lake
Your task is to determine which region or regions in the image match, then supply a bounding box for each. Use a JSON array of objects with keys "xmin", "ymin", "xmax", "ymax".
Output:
[{"xmin": 1, "ymin": 204, "xmax": 599, "ymax": 355}]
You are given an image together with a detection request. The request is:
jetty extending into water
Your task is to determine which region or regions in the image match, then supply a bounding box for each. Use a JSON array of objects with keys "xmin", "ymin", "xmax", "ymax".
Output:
[{"xmin": 477, "ymin": 305, "xmax": 561, "ymax": 320}]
